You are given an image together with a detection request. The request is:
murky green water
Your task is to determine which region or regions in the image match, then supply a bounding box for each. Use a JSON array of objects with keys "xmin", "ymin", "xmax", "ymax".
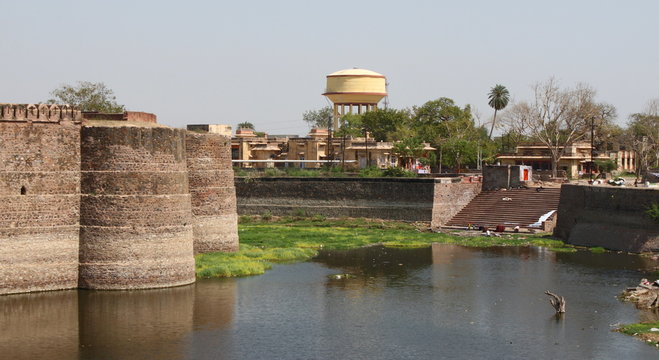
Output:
[{"xmin": 1, "ymin": 244, "xmax": 657, "ymax": 359}]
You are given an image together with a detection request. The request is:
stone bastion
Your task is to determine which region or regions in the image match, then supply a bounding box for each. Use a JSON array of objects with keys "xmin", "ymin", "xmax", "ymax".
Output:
[{"xmin": 0, "ymin": 103, "xmax": 238, "ymax": 295}]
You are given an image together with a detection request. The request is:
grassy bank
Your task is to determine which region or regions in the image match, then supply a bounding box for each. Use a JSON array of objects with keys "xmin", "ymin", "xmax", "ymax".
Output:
[
  {"xmin": 617, "ymin": 322, "xmax": 659, "ymax": 347},
  {"xmin": 195, "ymin": 216, "xmax": 572, "ymax": 278}
]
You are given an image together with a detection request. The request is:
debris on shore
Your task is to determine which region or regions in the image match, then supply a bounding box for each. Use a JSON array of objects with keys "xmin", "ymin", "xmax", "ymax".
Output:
[{"xmin": 622, "ymin": 279, "xmax": 659, "ymax": 308}]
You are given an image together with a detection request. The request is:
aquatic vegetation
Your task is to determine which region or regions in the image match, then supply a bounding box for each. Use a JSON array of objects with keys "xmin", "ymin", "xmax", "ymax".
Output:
[
  {"xmin": 589, "ymin": 246, "xmax": 607, "ymax": 253},
  {"xmin": 617, "ymin": 322, "xmax": 659, "ymax": 347},
  {"xmin": 196, "ymin": 217, "xmax": 581, "ymax": 278},
  {"xmin": 195, "ymin": 244, "xmax": 316, "ymax": 278}
]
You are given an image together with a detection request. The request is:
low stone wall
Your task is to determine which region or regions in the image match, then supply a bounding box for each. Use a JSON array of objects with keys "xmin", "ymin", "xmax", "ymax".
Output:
[
  {"xmin": 554, "ymin": 184, "xmax": 659, "ymax": 252},
  {"xmin": 235, "ymin": 177, "xmax": 436, "ymax": 221}
]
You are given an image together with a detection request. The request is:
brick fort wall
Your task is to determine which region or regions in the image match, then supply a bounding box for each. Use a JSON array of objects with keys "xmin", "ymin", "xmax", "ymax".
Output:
[
  {"xmin": 0, "ymin": 104, "xmax": 81, "ymax": 295},
  {"xmin": 79, "ymin": 125, "xmax": 195, "ymax": 289},
  {"xmin": 185, "ymin": 132, "xmax": 238, "ymax": 253}
]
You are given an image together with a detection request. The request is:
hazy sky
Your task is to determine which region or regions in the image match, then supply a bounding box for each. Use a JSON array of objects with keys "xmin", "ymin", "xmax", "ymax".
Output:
[{"xmin": 2, "ymin": 0, "xmax": 657, "ymax": 135}]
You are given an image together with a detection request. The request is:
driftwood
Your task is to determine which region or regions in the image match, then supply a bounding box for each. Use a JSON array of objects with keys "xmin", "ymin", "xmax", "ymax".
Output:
[
  {"xmin": 545, "ymin": 290, "xmax": 566, "ymax": 313},
  {"xmin": 623, "ymin": 279, "xmax": 659, "ymax": 309}
]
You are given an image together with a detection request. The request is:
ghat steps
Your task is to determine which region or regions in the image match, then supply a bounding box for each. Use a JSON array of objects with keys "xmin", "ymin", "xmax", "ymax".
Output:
[{"xmin": 445, "ymin": 187, "xmax": 561, "ymax": 229}]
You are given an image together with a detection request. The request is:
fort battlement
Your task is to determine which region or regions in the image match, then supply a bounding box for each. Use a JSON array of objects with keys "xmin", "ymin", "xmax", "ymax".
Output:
[
  {"xmin": 0, "ymin": 105, "xmax": 238, "ymax": 295},
  {"xmin": 1, "ymin": 103, "xmax": 82, "ymax": 123}
]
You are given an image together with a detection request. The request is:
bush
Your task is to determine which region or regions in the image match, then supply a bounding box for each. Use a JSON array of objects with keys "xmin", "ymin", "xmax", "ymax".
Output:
[
  {"xmin": 382, "ymin": 167, "xmax": 417, "ymax": 177},
  {"xmin": 261, "ymin": 210, "xmax": 273, "ymax": 221},
  {"xmin": 359, "ymin": 166, "xmax": 384, "ymax": 178},
  {"xmin": 646, "ymin": 202, "xmax": 659, "ymax": 223}
]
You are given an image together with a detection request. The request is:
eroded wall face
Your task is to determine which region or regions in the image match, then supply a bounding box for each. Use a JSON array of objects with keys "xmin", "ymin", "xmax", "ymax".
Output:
[
  {"xmin": 185, "ymin": 132, "xmax": 238, "ymax": 253},
  {"xmin": 0, "ymin": 121, "xmax": 81, "ymax": 295},
  {"xmin": 79, "ymin": 126, "xmax": 195, "ymax": 289}
]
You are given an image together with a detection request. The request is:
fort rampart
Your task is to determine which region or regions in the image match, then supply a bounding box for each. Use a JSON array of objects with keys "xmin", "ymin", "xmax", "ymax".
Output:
[
  {"xmin": 0, "ymin": 104, "xmax": 238, "ymax": 295},
  {"xmin": 554, "ymin": 184, "xmax": 659, "ymax": 252}
]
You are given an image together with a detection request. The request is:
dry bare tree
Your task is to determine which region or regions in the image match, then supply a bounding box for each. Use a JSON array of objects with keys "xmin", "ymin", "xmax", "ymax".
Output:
[{"xmin": 503, "ymin": 78, "xmax": 602, "ymax": 178}]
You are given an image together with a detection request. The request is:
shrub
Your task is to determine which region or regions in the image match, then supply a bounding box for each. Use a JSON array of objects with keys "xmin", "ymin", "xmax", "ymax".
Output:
[
  {"xmin": 261, "ymin": 210, "xmax": 273, "ymax": 221},
  {"xmin": 359, "ymin": 166, "xmax": 383, "ymax": 178},
  {"xmin": 382, "ymin": 167, "xmax": 417, "ymax": 177},
  {"xmin": 646, "ymin": 202, "xmax": 659, "ymax": 223}
]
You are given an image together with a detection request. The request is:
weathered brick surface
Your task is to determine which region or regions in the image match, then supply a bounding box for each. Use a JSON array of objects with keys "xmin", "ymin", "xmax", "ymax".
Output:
[
  {"xmin": 0, "ymin": 120, "xmax": 80, "ymax": 295},
  {"xmin": 79, "ymin": 126, "xmax": 195, "ymax": 289},
  {"xmin": 554, "ymin": 185, "xmax": 659, "ymax": 252},
  {"xmin": 431, "ymin": 182, "xmax": 482, "ymax": 228},
  {"xmin": 186, "ymin": 132, "xmax": 238, "ymax": 253}
]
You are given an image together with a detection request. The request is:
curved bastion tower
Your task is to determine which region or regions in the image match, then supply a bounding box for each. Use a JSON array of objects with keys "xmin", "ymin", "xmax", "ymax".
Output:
[
  {"xmin": 185, "ymin": 132, "xmax": 239, "ymax": 253},
  {"xmin": 79, "ymin": 118, "xmax": 196, "ymax": 290}
]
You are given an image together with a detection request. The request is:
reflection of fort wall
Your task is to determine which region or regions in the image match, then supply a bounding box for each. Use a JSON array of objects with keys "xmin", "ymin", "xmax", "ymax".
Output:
[
  {"xmin": 0, "ymin": 290, "xmax": 79, "ymax": 360},
  {"xmin": 78, "ymin": 285, "xmax": 195, "ymax": 360},
  {"xmin": 193, "ymin": 278, "xmax": 236, "ymax": 330}
]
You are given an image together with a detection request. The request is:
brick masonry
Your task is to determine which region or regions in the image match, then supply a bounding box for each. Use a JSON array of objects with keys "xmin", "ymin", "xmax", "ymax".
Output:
[
  {"xmin": 185, "ymin": 132, "xmax": 238, "ymax": 253},
  {"xmin": 554, "ymin": 184, "xmax": 659, "ymax": 252},
  {"xmin": 0, "ymin": 104, "xmax": 239, "ymax": 295},
  {"xmin": 430, "ymin": 181, "xmax": 482, "ymax": 228},
  {"xmin": 79, "ymin": 126, "xmax": 196, "ymax": 290},
  {"xmin": 0, "ymin": 117, "xmax": 81, "ymax": 295}
]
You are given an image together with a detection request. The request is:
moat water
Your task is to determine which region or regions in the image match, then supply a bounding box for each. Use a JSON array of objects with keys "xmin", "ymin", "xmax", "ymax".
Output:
[{"xmin": 1, "ymin": 244, "xmax": 658, "ymax": 360}]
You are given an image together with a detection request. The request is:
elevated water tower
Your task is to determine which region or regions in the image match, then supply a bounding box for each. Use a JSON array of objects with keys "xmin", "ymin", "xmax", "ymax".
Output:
[{"xmin": 323, "ymin": 68, "xmax": 387, "ymax": 130}]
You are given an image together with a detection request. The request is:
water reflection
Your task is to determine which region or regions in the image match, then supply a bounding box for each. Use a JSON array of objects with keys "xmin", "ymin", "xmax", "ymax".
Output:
[
  {"xmin": 0, "ymin": 290, "xmax": 79, "ymax": 360},
  {"xmin": 1, "ymin": 244, "xmax": 658, "ymax": 360}
]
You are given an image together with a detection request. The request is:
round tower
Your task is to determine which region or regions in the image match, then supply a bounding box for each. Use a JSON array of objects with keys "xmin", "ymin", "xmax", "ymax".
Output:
[
  {"xmin": 323, "ymin": 68, "xmax": 387, "ymax": 129},
  {"xmin": 79, "ymin": 124, "xmax": 195, "ymax": 290},
  {"xmin": 185, "ymin": 132, "xmax": 239, "ymax": 253}
]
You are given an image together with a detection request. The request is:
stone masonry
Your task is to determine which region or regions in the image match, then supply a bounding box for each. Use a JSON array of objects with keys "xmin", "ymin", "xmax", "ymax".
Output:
[
  {"xmin": 0, "ymin": 104, "xmax": 238, "ymax": 295},
  {"xmin": 185, "ymin": 132, "xmax": 239, "ymax": 253}
]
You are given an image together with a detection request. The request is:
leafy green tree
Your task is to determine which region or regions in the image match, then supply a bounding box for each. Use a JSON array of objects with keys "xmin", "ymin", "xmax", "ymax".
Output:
[
  {"xmin": 487, "ymin": 84, "xmax": 510, "ymax": 139},
  {"xmin": 302, "ymin": 106, "xmax": 333, "ymax": 129},
  {"xmin": 361, "ymin": 108, "xmax": 410, "ymax": 141},
  {"xmin": 412, "ymin": 98, "xmax": 475, "ymax": 145},
  {"xmin": 47, "ymin": 81, "xmax": 124, "ymax": 112},
  {"xmin": 237, "ymin": 122, "xmax": 255, "ymax": 129},
  {"xmin": 334, "ymin": 113, "xmax": 364, "ymax": 138}
]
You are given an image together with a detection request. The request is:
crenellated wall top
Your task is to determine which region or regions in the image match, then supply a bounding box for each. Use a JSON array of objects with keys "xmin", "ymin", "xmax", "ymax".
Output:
[{"xmin": 0, "ymin": 103, "xmax": 82, "ymax": 123}]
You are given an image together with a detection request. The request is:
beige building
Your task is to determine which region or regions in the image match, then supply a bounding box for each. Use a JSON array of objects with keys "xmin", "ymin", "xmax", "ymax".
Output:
[
  {"xmin": 231, "ymin": 127, "xmax": 434, "ymax": 171},
  {"xmin": 496, "ymin": 141, "xmax": 635, "ymax": 178}
]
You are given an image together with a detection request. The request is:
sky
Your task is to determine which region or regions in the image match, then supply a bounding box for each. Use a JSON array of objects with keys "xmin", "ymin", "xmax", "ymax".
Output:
[{"xmin": 2, "ymin": 0, "xmax": 658, "ymax": 136}]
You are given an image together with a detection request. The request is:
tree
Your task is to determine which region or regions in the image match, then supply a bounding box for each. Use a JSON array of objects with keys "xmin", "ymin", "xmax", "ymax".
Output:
[
  {"xmin": 360, "ymin": 108, "xmax": 410, "ymax": 141},
  {"xmin": 623, "ymin": 102, "xmax": 659, "ymax": 176},
  {"xmin": 237, "ymin": 122, "xmax": 255, "ymax": 129},
  {"xmin": 503, "ymin": 78, "xmax": 603, "ymax": 178},
  {"xmin": 487, "ymin": 84, "xmax": 510, "ymax": 139},
  {"xmin": 47, "ymin": 81, "xmax": 124, "ymax": 112},
  {"xmin": 302, "ymin": 106, "xmax": 333, "ymax": 129}
]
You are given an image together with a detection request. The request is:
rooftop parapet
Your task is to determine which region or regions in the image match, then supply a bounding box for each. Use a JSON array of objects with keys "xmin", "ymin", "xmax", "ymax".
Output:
[{"xmin": 0, "ymin": 103, "xmax": 82, "ymax": 123}]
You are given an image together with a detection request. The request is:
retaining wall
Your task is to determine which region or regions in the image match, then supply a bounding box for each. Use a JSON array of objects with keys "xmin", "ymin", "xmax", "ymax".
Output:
[
  {"xmin": 431, "ymin": 181, "xmax": 482, "ymax": 228},
  {"xmin": 0, "ymin": 113, "xmax": 81, "ymax": 295},
  {"xmin": 236, "ymin": 177, "xmax": 482, "ymax": 223},
  {"xmin": 554, "ymin": 184, "xmax": 659, "ymax": 252},
  {"xmin": 185, "ymin": 132, "xmax": 238, "ymax": 253},
  {"xmin": 79, "ymin": 126, "xmax": 195, "ymax": 289}
]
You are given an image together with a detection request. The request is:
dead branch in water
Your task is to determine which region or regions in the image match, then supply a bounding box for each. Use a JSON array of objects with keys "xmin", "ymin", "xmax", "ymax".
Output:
[{"xmin": 545, "ymin": 290, "xmax": 566, "ymax": 313}]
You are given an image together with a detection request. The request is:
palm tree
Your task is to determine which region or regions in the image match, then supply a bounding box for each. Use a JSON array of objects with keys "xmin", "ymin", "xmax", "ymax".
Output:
[
  {"xmin": 487, "ymin": 84, "xmax": 510, "ymax": 139},
  {"xmin": 237, "ymin": 122, "xmax": 254, "ymax": 130}
]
